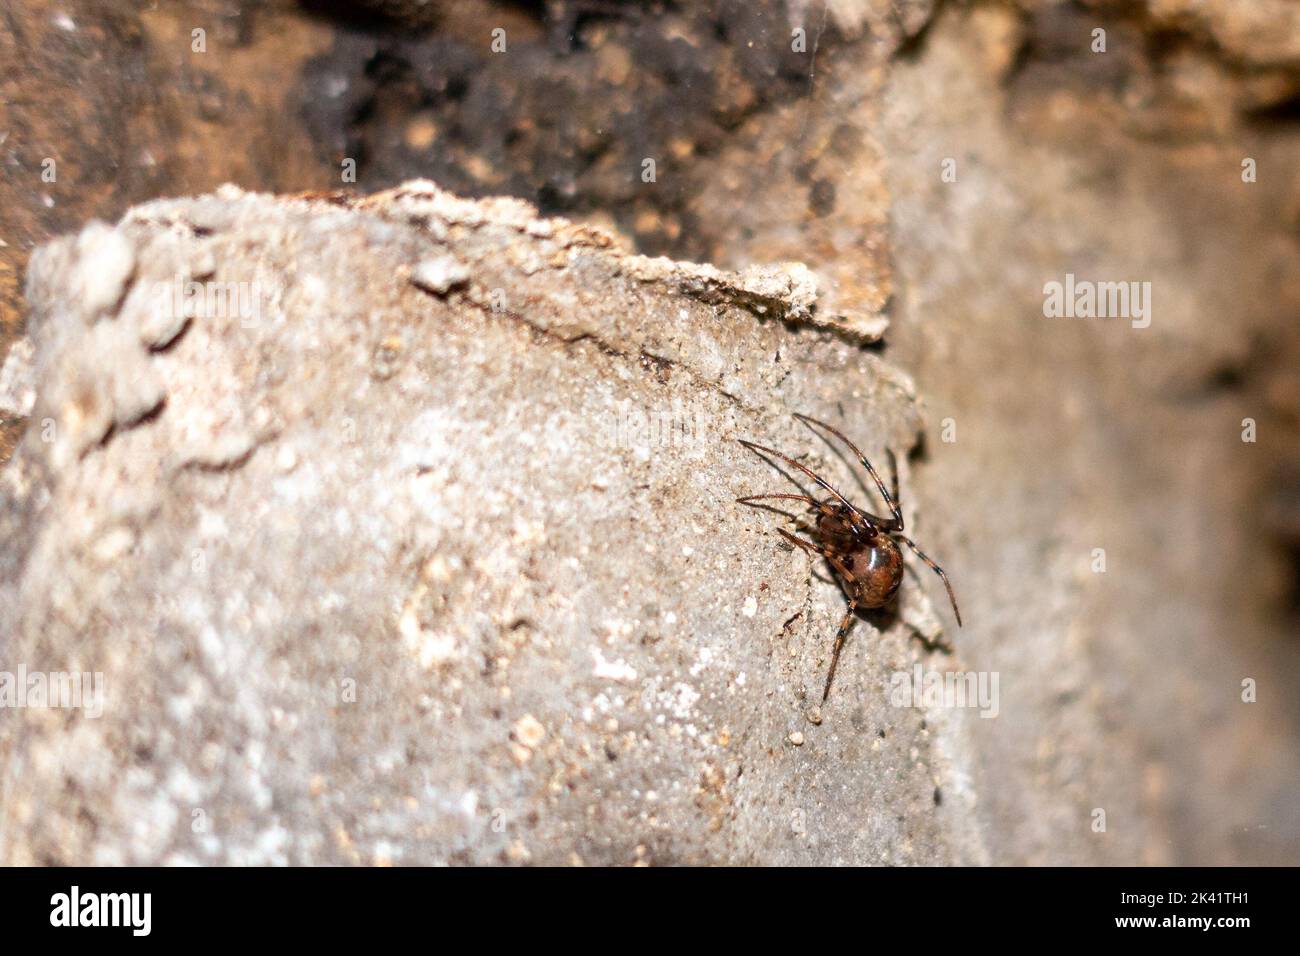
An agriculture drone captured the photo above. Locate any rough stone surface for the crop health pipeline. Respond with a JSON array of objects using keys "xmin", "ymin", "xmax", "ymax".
[
  {"xmin": 0, "ymin": 181, "xmax": 978, "ymax": 866},
  {"xmin": 5, "ymin": 0, "xmax": 1300, "ymax": 868}
]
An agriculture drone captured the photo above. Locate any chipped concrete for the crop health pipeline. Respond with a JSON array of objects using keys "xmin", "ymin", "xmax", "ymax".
[{"xmin": 0, "ymin": 181, "xmax": 977, "ymax": 865}]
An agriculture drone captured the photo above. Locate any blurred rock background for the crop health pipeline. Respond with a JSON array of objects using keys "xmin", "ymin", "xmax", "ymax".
[{"xmin": 1, "ymin": 0, "xmax": 1298, "ymax": 863}]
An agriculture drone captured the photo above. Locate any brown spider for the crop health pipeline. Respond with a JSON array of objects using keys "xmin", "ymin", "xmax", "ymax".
[{"xmin": 737, "ymin": 413, "xmax": 962, "ymax": 702}]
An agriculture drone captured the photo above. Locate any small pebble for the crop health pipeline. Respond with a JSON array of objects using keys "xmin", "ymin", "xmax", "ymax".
[
  {"xmin": 275, "ymin": 444, "xmax": 298, "ymax": 473},
  {"xmin": 513, "ymin": 713, "xmax": 546, "ymax": 748},
  {"xmin": 410, "ymin": 256, "xmax": 470, "ymax": 295},
  {"xmin": 788, "ymin": 731, "xmax": 805, "ymax": 746}
]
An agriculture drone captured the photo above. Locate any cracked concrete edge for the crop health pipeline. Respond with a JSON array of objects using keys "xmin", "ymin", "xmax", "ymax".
[
  {"xmin": 210, "ymin": 180, "xmax": 869, "ymax": 340},
  {"xmin": 359, "ymin": 180, "xmax": 883, "ymax": 341},
  {"xmin": 79, "ymin": 179, "xmax": 919, "ymax": 514},
  {"xmin": 0, "ymin": 174, "xmax": 886, "ymax": 442}
]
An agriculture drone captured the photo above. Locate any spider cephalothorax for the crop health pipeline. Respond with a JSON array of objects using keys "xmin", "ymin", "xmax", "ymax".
[{"xmin": 738, "ymin": 413, "xmax": 962, "ymax": 701}]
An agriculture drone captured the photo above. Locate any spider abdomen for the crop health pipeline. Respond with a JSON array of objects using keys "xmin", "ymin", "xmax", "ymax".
[{"xmin": 847, "ymin": 536, "xmax": 904, "ymax": 608}]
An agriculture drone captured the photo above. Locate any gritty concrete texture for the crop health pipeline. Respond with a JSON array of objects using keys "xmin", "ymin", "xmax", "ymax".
[
  {"xmin": 0, "ymin": 181, "xmax": 978, "ymax": 865},
  {"xmin": 7, "ymin": 0, "xmax": 1298, "ymax": 869}
]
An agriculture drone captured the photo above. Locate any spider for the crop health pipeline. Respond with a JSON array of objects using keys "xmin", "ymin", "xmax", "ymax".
[{"xmin": 737, "ymin": 413, "xmax": 962, "ymax": 702}]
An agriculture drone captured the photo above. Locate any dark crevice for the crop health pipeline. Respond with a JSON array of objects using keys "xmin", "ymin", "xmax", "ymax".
[
  {"xmin": 890, "ymin": 0, "xmax": 947, "ymax": 63},
  {"xmin": 298, "ymin": 1, "xmax": 844, "ymax": 260},
  {"xmin": 1243, "ymin": 91, "xmax": 1300, "ymax": 127}
]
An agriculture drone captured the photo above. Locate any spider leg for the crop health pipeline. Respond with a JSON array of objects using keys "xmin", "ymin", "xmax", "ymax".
[
  {"xmin": 772, "ymin": 530, "xmax": 861, "ymax": 701},
  {"xmin": 818, "ymin": 552, "xmax": 860, "ymax": 702},
  {"xmin": 896, "ymin": 534, "xmax": 962, "ymax": 627},
  {"xmin": 736, "ymin": 493, "xmax": 832, "ymax": 517},
  {"xmin": 738, "ymin": 496, "xmax": 847, "ymax": 540},
  {"xmin": 775, "ymin": 526, "xmax": 827, "ymax": 556},
  {"xmin": 822, "ymin": 597, "xmax": 858, "ymax": 703},
  {"xmin": 738, "ymin": 439, "xmax": 865, "ymax": 522},
  {"xmin": 793, "ymin": 413, "xmax": 903, "ymax": 531},
  {"xmin": 886, "ymin": 449, "xmax": 900, "ymax": 512}
]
